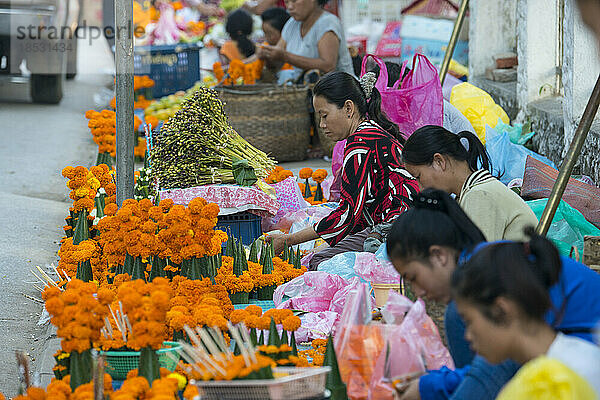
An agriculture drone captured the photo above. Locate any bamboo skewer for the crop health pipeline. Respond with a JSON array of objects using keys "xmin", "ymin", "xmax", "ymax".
[
  {"xmin": 227, "ymin": 322, "xmax": 251, "ymax": 367},
  {"xmin": 238, "ymin": 322, "xmax": 257, "ymax": 364}
]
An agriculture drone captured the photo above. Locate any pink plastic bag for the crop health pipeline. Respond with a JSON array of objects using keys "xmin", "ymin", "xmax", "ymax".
[
  {"xmin": 381, "ymin": 290, "xmax": 413, "ymax": 325},
  {"xmin": 294, "ymin": 311, "xmax": 340, "ymax": 342},
  {"xmin": 361, "ymin": 54, "xmax": 443, "ymax": 138},
  {"xmin": 354, "ymin": 253, "xmax": 401, "ymax": 284},
  {"xmin": 400, "ymin": 299, "xmax": 454, "ymax": 370}
]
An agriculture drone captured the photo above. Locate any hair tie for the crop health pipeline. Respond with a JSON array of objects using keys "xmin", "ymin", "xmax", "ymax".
[
  {"xmin": 459, "ymin": 136, "xmax": 470, "ymax": 152},
  {"xmin": 415, "ymin": 194, "xmax": 445, "ymax": 212},
  {"xmin": 359, "ymin": 72, "xmax": 377, "ymax": 100}
]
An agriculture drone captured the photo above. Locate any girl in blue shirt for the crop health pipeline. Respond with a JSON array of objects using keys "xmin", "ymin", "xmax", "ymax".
[{"xmin": 386, "ymin": 189, "xmax": 600, "ymax": 400}]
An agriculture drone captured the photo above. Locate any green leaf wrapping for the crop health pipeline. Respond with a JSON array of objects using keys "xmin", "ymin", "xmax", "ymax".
[{"xmin": 139, "ymin": 346, "xmax": 161, "ymax": 386}]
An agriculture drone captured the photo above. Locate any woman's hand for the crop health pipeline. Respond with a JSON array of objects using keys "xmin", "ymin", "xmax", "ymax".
[
  {"xmin": 398, "ymin": 379, "xmax": 421, "ymax": 400},
  {"xmin": 266, "ymin": 233, "xmax": 288, "ymax": 255},
  {"xmin": 260, "ymin": 44, "xmax": 285, "ymax": 62}
]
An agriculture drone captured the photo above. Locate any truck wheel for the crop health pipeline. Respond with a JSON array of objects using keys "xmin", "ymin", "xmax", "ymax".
[
  {"xmin": 66, "ymin": 37, "xmax": 78, "ymax": 80},
  {"xmin": 30, "ymin": 74, "xmax": 63, "ymax": 104}
]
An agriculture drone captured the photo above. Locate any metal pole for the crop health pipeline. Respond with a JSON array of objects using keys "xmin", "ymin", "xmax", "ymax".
[
  {"xmin": 114, "ymin": 0, "xmax": 135, "ymax": 206},
  {"xmin": 439, "ymin": 0, "xmax": 469, "ymax": 85},
  {"xmin": 536, "ymin": 73, "xmax": 600, "ymax": 236}
]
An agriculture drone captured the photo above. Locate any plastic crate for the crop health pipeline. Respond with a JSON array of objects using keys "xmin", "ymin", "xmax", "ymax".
[
  {"xmin": 216, "ymin": 211, "xmax": 262, "ymax": 246},
  {"xmin": 134, "ymin": 43, "xmax": 202, "ymax": 98},
  {"xmin": 101, "ymin": 341, "xmax": 181, "ymax": 380},
  {"xmin": 195, "ymin": 367, "xmax": 331, "ymax": 400}
]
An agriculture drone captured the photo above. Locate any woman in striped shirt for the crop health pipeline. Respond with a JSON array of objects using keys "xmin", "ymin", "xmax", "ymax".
[{"xmin": 268, "ymin": 71, "xmax": 419, "ymax": 270}]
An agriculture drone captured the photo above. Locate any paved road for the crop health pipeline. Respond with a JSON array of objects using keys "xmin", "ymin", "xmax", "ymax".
[{"xmin": 0, "ymin": 36, "xmax": 112, "ymax": 396}]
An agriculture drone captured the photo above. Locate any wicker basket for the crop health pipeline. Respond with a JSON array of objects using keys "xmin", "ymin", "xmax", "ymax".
[{"xmin": 215, "ymin": 84, "xmax": 311, "ymax": 162}]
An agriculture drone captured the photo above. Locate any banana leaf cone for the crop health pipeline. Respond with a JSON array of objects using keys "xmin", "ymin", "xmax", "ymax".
[
  {"xmin": 268, "ymin": 317, "xmax": 280, "ymax": 346},
  {"xmin": 282, "ymin": 243, "xmax": 289, "ymax": 263},
  {"xmin": 303, "ymin": 178, "xmax": 312, "ymax": 198},
  {"xmin": 95, "ymin": 195, "xmax": 106, "ymax": 218},
  {"xmin": 149, "ymin": 256, "xmax": 166, "ymax": 281},
  {"xmin": 123, "ymin": 253, "xmax": 135, "ymax": 276},
  {"xmin": 96, "ymin": 152, "xmax": 113, "ymax": 169},
  {"xmin": 185, "ymin": 257, "xmax": 204, "ymax": 280},
  {"xmin": 69, "ymin": 349, "xmax": 92, "ymax": 391},
  {"xmin": 238, "ymin": 242, "xmax": 248, "ymax": 272},
  {"xmin": 233, "ymin": 340, "xmax": 241, "ymax": 356},
  {"xmin": 314, "ymin": 182, "xmax": 324, "ymax": 202},
  {"xmin": 250, "ymin": 328, "xmax": 258, "ymax": 346},
  {"xmin": 263, "ymin": 243, "xmax": 274, "ymax": 274},
  {"xmin": 249, "ymin": 240, "xmax": 259, "ymax": 263},
  {"xmin": 225, "ymin": 236, "xmax": 236, "ymax": 259},
  {"xmin": 259, "ymin": 241, "xmax": 267, "ymax": 267},
  {"xmin": 291, "ymin": 332, "xmax": 298, "ymax": 356},
  {"xmin": 281, "ymin": 330, "xmax": 289, "ymax": 346},
  {"xmin": 73, "ymin": 210, "xmax": 89, "ymax": 245},
  {"xmin": 259, "ymin": 330, "xmax": 265, "ymax": 345},
  {"xmin": 257, "ymin": 284, "xmax": 276, "ymax": 300},
  {"xmin": 139, "ymin": 346, "xmax": 161, "ymax": 386},
  {"xmin": 180, "ymin": 258, "xmax": 190, "ymax": 277},
  {"xmin": 76, "ymin": 260, "xmax": 93, "ymax": 282},
  {"xmin": 324, "ymin": 335, "xmax": 347, "ymax": 400},
  {"xmin": 293, "ymin": 249, "xmax": 302, "ymax": 269},
  {"xmin": 131, "ymin": 256, "xmax": 147, "ymax": 282}
]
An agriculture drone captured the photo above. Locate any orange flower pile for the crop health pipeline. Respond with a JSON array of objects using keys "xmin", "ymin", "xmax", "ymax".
[
  {"xmin": 43, "ymin": 279, "xmax": 114, "ymax": 353},
  {"xmin": 12, "ymin": 375, "xmax": 113, "ymax": 400},
  {"xmin": 214, "ymin": 59, "xmax": 264, "ymax": 85},
  {"xmin": 265, "ymin": 166, "xmax": 293, "ymax": 184},
  {"xmin": 312, "ymin": 169, "xmax": 328, "ymax": 184},
  {"xmin": 299, "ymin": 167, "xmax": 313, "ymax": 180},
  {"xmin": 85, "ymin": 109, "xmax": 143, "ymax": 158},
  {"xmin": 257, "ymin": 344, "xmax": 309, "ymax": 367},
  {"xmin": 187, "ymin": 352, "xmax": 275, "ymax": 381},
  {"xmin": 298, "ymin": 338, "xmax": 327, "ymax": 366},
  {"xmin": 166, "ymin": 276, "xmax": 233, "ymax": 334},
  {"xmin": 215, "ymin": 256, "xmax": 255, "ymax": 293},
  {"xmin": 187, "ymin": 20, "xmax": 206, "ymax": 36},
  {"xmin": 116, "ymin": 277, "xmax": 172, "ymax": 350},
  {"xmin": 228, "ymin": 307, "xmax": 300, "ymax": 332}
]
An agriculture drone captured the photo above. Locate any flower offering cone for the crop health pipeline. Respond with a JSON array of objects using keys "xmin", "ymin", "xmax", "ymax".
[
  {"xmin": 304, "ymin": 178, "xmax": 312, "ymax": 198},
  {"xmin": 69, "ymin": 349, "xmax": 93, "ymax": 391},
  {"xmin": 291, "ymin": 332, "xmax": 298, "ymax": 356},
  {"xmin": 268, "ymin": 317, "xmax": 280, "ymax": 346},
  {"xmin": 324, "ymin": 335, "xmax": 347, "ymax": 400},
  {"xmin": 139, "ymin": 346, "xmax": 161, "ymax": 386},
  {"xmin": 314, "ymin": 183, "xmax": 324, "ymax": 202},
  {"xmin": 249, "ymin": 240, "xmax": 259, "ymax": 263},
  {"xmin": 76, "ymin": 259, "xmax": 93, "ymax": 282},
  {"xmin": 73, "ymin": 210, "xmax": 89, "ymax": 245},
  {"xmin": 131, "ymin": 256, "xmax": 147, "ymax": 282}
]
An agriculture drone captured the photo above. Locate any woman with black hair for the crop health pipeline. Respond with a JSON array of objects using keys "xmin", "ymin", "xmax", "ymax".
[
  {"xmin": 258, "ymin": 0, "xmax": 353, "ymax": 80},
  {"xmin": 386, "ymin": 189, "xmax": 600, "ymax": 400},
  {"xmin": 402, "ymin": 125, "xmax": 537, "ymax": 242},
  {"xmin": 267, "ymin": 71, "xmax": 419, "ymax": 270},
  {"xmin": 453, "ymin": 232, "xmax": 600, "ymax": 398},
  {"xmin": 221, "ymin": 9, "xmax": 256, "ymax": 63},
  {"xmin": 261, "ymin": 7, "xmax": 290, "ymax": 45}
]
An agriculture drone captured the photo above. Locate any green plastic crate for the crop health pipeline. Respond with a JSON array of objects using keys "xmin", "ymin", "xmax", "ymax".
[{"xmin": 101, "ymin": 341, "xmax": 182, "ymax": 380}]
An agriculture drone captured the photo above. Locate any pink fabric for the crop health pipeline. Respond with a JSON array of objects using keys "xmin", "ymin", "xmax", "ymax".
[
  {"xmin": 361, "ymin": 54, "xmax": 443, "ymax": 138},
  {"xmin": 271, "ymin": 176, "xmax": 305, "ymax": 214},
  {"xmin": 159, "ymin": 184, "xmax": 280, "ymax": 216}
]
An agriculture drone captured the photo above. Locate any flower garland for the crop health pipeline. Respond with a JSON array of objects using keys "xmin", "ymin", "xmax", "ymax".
[{"xmin": 43, "ymin": 279, "xmax": 114, "ymax": 353}]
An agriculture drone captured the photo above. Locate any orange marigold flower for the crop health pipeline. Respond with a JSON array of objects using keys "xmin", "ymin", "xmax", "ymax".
[
  {"xmin": 312, "ymin": 169, "xmax": 328, "ymax": 184},
  {"xmin": 245, "ymin": 304, "xmax": 262, "ymax": 317},
  {"xmin": 282, "ymin": 315, "xmax": 301, "ymax": 332},
  {"xmin": 299, "ymin": 167, "xmax": 313, "ymax": 180},
  {"xmin": 229, "ymin": 309, "xmax": 249, "ymax": 325}
]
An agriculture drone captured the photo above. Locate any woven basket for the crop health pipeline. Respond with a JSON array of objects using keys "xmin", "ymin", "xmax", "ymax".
[
  {"xmin": 101, "ymin": 341, "xmax": 182, "ymax": 380},
  {"xmin": 215, "ymin": 84, "xmax": 311, "ymax": 162}
]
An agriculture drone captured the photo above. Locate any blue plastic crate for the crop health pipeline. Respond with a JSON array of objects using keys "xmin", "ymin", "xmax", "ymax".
[
  {"xmin": 233, "ymin": 300, "xmax": 276, "ymax": 310},
  {"xmin": 216, "ymin": 211, "xmax": 262, "ymax": 246},
  {"xmin": 133, "ymin": 43, "xmax": 202, "ymax": 98}
]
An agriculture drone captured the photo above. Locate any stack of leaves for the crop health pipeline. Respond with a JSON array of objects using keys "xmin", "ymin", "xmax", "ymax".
[{"xmin": 148, "ymin": 87, "xmax": 276, "ymax": 189}]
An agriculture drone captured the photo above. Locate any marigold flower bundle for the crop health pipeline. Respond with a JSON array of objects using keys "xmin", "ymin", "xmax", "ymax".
[
  {"xmin": 116, "ymin": 277, "xmax": 172, "ymax": 350},
  {"xmin": 298, "ymin": 338, "xmax": 327, "ymax": 366},
  {"xmin": 215, "ymin": 256, "xmax": 254, "ymax": 294},
  {"xmin": 43, "ymin": 279, "xmax": 114, "ymax": 353},
  {"xmin": 85, "ymin": 109, "xmax": 144, "ymax": 158}
]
